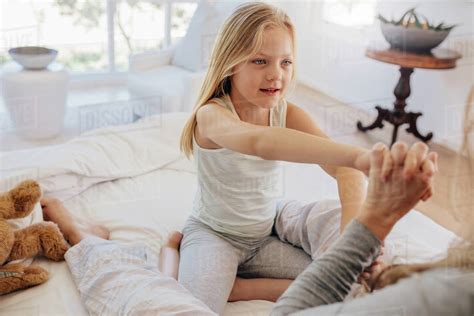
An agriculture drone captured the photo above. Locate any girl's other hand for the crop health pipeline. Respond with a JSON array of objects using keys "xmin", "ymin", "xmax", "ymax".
[
  {"xmin": 354, "ymin": 143, "xmax": 391, "ymax": 177},
  {"xmin": 358, "ymin": 246, "xmax": 386, "ymax": 289}
]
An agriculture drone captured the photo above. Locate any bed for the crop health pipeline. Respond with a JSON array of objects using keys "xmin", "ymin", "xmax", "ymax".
[{"xmin": 0, "ymin": 112, "xmax": 458, "ymax": 315}]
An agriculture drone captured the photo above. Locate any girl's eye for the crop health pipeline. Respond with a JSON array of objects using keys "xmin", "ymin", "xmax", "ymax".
[
  {"xmin": 253, "ymin": 59, "xmax": 266, "ymax": 65},
  {"xmin": 252, "ymin": 59, "xmax": 292, "ymax": 66}
]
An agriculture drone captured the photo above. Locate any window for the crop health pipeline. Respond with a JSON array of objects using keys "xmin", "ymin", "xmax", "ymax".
[
  {"xmin": 171, "ymin": 2, "xmax": 198, "ymax": 43},
  {"xmin": 323, "ymin": 0, "xmax": 377, "ymax": 27},
  {"xmin": 0, "ymin": 0, "xmax": 197, "ymax": 73},
  {"xmin": 113, "ymin": 1, "xmax": 166, "ymax": 71}
]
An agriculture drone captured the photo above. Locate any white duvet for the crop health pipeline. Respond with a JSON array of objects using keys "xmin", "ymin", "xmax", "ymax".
[{"xmin": 0, "ymin": 113, "xmax": 458, "ymax": 315}]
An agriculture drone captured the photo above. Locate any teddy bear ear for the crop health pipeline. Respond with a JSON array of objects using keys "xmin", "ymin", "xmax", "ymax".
[
  {"xmin": 1, "ymin": 180, "xmax": 42, "ymax": 220},
  {"xmin": 15, "ymin": 180, "xmax": 42, "ymax": 200}
]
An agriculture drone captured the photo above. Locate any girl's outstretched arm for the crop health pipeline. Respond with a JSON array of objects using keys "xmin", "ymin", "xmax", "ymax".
[{"xmin": 197, "ymin": 103, "xmax": 369, "ymax": 170}]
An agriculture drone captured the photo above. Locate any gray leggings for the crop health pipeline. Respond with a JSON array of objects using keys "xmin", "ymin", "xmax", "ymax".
[{"xmin": 178, "ymin": 199, "xmax": 342, "ymax": 314}]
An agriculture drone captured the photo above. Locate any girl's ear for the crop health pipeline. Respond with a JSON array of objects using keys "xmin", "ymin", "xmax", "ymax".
[{"xmin": 223, "ymin": 77, "xmax": 232, "ymax": 93}]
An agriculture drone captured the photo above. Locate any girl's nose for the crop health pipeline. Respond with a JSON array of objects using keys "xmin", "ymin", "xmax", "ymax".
[
  {"xmin": 266, "ymin": 64, "xmax": 283, "ymax": 81},
  {"xmin": 266, "ymin": 71, "xmax": 282, "ymax": 81}
]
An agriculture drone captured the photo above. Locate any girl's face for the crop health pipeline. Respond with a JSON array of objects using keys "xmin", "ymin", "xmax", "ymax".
[{"xmin": 230, "ymin": 26, "xmax": 294, "ymax": 110}]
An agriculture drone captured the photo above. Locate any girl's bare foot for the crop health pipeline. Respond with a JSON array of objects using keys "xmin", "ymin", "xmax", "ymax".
[
  {"xmin": 159, "ymin": 231, "xmax": 183, "ymax": 279},
  {"xmin": 165, "ymin": 231, "xmax": 183, "ymax": 250},
  {"xmin": 41, "ymin": 197, "xmax": 109, "ymax": 246}
]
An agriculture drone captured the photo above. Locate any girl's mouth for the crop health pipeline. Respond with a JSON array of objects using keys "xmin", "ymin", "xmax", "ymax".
[{"xmin": 260, "ymin": 88, "xmax": 280, "ymax": 96}]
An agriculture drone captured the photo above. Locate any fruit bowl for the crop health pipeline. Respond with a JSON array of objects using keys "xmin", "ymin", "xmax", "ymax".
[
  {"xmin": 378, "ymin": 8, "xmax": 456, "ymax": 53},
  {"xmin": 381, "ymin": 23, "xmax": 450, "ymax": 53}
]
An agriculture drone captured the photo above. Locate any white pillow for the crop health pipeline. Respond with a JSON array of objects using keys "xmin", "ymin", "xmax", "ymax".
[
  {"xmin": 171, "ymin": 0, "xmax": 219, "ymax": 71},
  {"xmin": 171, "ymin": 0, "xmax": 244, "ymax": 72}
]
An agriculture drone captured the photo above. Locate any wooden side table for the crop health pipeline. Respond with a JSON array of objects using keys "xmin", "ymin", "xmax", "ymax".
[{"xmin": 357, "ymin": 48, "xmax": 462, "ymax": 145}]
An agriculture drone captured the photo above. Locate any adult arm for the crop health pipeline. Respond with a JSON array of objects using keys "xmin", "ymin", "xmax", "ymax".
[
  {"xmin": 271, "ymin": 219, "xmax": 381, "ymax": 315},
  {"xmin": 289, "ymin": 268, "xmax": 474, "ymax": 316}
]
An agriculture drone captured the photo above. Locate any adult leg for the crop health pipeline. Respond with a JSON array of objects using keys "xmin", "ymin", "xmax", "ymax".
[
  {"xmin": 41, "ymin": 198, "xmax": 215, "ymax": 316},
  {"xmin": 67, "ymin": 237, "xmax": 215, "ymax": 316},
  {"xmin": 178, "ymin": 217, "xmax": 246, "ymax": 315}
]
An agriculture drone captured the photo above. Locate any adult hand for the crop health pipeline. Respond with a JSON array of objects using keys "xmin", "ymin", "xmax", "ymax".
[{"xmin": 356, "ymin": 142, "xmax": 438, "ymax": 241}]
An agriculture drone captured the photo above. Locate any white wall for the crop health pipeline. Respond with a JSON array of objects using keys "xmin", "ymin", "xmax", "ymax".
[{"xmin": 274, "ymin": 0, "xmax": 474, "ymax": 150}]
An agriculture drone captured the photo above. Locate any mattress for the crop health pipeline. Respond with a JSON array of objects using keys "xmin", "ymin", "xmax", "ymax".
[{"xmin": 0, "ymin": 113, "xmax": 458, "ymax": 315}]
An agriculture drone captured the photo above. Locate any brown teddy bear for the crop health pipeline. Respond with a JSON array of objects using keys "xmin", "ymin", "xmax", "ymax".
[{"xmin": 0, "ymin": 180, "xmax": 70, "ymax": 295}]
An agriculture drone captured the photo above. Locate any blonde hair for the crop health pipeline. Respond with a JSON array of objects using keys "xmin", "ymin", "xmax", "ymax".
[
  {"xmin": 179, "ymin": 2, "xmax": 297, "ymax": 159},
  {"xmin": 372, "ymin": 87, "xmax": 474, "ymax": 290}
]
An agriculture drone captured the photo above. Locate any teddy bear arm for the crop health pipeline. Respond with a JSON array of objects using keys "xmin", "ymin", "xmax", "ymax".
[
  {"xmin": 0, "ymin": 263, "xmax": 48, "ymax": 295},
  {"xmin": 8, "ymin": 222, "xmax": 70, "ymax": 263}
]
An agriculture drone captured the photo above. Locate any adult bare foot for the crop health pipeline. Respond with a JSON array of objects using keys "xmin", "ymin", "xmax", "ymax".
[{"xmin": 41, "ymin": 197, "xmax": 109, "ymax": 246}]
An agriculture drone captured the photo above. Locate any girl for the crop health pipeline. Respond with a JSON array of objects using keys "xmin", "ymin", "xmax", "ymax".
[{"xmin": 174, "ymin": 2, "xmax": 433, "ymax": 314}]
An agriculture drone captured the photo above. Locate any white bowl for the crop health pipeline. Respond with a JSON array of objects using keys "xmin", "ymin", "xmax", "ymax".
[{"xmin": 8, "ymin": 46, "xmax": 58, "ymax": 70}]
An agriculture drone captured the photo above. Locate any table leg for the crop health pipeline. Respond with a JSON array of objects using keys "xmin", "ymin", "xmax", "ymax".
[
  {"xmin": 393, "ymin": 67, "xmax": 413, "ymax": 111},
  {"xmin": 356, "ymin": 105, "xmax": 387, "ymax": 131},
  {"xmin": 406, "ymin": 112, "xmax": 434, "ymax": 142},
  {"xmin": 356, "ymin": 66, "xmax": 434, "ymax": 145}
]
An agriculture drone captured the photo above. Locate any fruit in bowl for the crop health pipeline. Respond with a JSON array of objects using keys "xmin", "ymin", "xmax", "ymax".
[
  {"xmin": 8, "ymin": 46, "xmax": 58, "ymax": 70},
  {"xmin": 378, "ymin": 8, "xmax": 457, "ymax": 53}
]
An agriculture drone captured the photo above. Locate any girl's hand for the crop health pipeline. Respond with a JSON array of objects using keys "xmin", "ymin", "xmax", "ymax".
[
  {"xmin": 354, "ymin": 146, "xmax": 373, "ymax": 176},
  {"xmin": 356, "ymin": 142, "xmax": 438, "ymax": 241},
  {"xmin": 354, "ymin": 142, "xmax": 438, "ymax": 183},
  {"xmin": 358, "ymin": 246, "xmax": 386, "ymax": 288}
]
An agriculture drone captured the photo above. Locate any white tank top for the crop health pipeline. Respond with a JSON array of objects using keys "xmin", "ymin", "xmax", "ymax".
[{"xmin": 192, "ymin": 94, "xmax": 288, "ymax": 238}]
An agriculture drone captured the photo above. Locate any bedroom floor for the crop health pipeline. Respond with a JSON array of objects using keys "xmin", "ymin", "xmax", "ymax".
[{"xmin": 0, "ymin": 83, "xmax": 468, "ymax": 236}]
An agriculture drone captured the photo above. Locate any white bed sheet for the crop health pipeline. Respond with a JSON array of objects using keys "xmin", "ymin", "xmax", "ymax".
[{"xmin": 0, "ymin": 113, "xmax": 458, "ymax": 315}]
